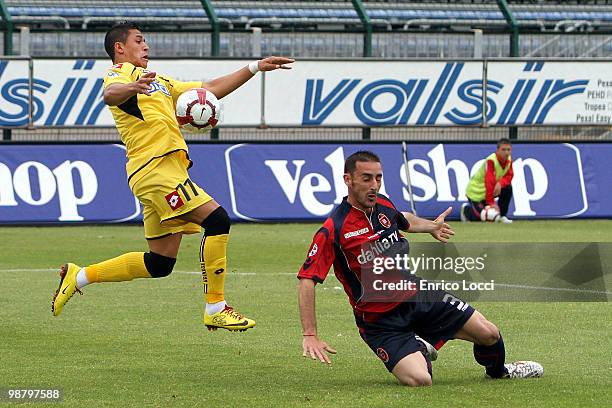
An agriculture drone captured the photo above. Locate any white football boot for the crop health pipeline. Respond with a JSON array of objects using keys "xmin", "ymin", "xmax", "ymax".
[
  {"xmin": 487, "ymin": 361, "xmax": 544, "ymax": 379},
  {"xmin": 499, "ymin": 216, "xmax": 513, "ymax": 224}
]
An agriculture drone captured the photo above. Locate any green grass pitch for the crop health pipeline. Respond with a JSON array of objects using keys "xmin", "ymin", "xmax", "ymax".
[{"xmin": 0, "ymin": 220, "xmax": 611, "ymax": 407}]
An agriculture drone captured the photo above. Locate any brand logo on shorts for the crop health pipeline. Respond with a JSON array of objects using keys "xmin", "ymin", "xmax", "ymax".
[
  {"xmin": 378, "ymin": 213, "xmax": 391, "ymax": 229},
  {"xmin": 165, "ymin": 191, "xmax": 184, "ymax": 210},
  {"xmin": 376, "ymin": 347, "xmax": 389, "ymax": 362},
  {"xmin": 308, "ymin": 243, "xmax": 319, "ymax": 257}
]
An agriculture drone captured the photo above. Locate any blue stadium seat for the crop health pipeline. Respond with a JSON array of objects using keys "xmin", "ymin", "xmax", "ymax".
[{"xmin": 7, "ymin": 3, "xmax": 612, "ymax": 24}]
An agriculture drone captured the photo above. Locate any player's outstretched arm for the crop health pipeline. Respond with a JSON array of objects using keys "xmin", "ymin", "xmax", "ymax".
[
  {"xmin": 202, "ymin": 56, "xmax": 295, "ymax": 99},
  {"xmin": 298, "ymin": 278, "xmax": 337, "ymax": 364},
  {"xmin": 402, "ymin": 207, "xmax": 455, "ymax": 243},
  {"xmin": 103, "ymin": 71, "xmax": 157, "ymax": 106}
]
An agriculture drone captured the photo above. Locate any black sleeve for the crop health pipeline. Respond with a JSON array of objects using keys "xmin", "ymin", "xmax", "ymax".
[{"xmin": 397, "ymin": 211, "xmax": 410, "ymax": 231}]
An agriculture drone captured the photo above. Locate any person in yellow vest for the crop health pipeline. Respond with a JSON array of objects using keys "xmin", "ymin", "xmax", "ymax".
[{"xmin": 461, "ymin": 138, "xmax": 514, "ymax": 224}]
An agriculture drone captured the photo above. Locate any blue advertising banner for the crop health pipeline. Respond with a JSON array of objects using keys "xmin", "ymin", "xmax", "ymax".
[{"xmin": 0, "ymin": 143, "xmax": 610, "ymax": 224}]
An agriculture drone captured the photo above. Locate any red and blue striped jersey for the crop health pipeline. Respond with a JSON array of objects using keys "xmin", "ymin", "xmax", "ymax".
[{"xmin": 298, "ymin": 194, "xmax": 415, "ymax": 318}]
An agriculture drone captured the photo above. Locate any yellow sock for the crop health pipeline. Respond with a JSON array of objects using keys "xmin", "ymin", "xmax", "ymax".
[
  {"xmin": 85, "ymin": 252, "xmax": 151, "ymax": 283},
  {"xmin": 200, "ymin": 234, "xmax": 229, "ymax": 304}
]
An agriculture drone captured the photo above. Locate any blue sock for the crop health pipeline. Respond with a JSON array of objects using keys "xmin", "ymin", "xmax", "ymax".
[{"xmin": 473, "ymin": 333, "xmax": 508, "ymax": 378}]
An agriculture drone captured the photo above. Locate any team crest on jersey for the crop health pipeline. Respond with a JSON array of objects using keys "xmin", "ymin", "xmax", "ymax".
[
  {"xmin": 378, "ymin": 213, "xmax": 391, "ymax": 229},
  {"xmin": 376, "ymin": 348, "xmax": 389, "ymax": 362},
  {"xmin": 165, "ymin": 191, "xmax": 184, "ymax": 210}
]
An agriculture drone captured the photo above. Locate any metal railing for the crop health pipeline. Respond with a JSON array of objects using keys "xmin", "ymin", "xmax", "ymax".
[
  {"xmin": 6, "ymin": 125, "xmax": 611, "ymax": 143},
  {"xmin": 0, "ymin": 0, "xmax": 12, "ymax": 140},
  {"xmin": 6, "ymin": 0, "xmax": 596, "ymax": 61}
]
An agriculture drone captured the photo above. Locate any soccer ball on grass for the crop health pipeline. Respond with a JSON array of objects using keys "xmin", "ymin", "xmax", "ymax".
[{"xmin": 480, "ymin": 205, "xmax": 501, "ymax": 222}]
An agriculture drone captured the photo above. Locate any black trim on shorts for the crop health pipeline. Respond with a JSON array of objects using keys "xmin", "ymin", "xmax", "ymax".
[
  {"xmin": 145, "ymin": 233, "xmax": 174, "ymax": 241},
  {"xmin": 126, "ymin": 148, "xmax": 187, "ymax": 184},
  {"xmin": 298, "ymin": 276, "xmax": 324, "ymax": 284},
  {"xmin": 161, "ymin": 199, "xmax": 213, "ymax": 224}
]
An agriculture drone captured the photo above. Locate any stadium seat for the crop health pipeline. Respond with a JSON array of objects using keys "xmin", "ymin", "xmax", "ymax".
[
  {"xmin": 9, "ymin": 1, "xmax": 612, "ymax": 24},
  {"xmin": 4, "ymin": 1, "xmax": 612, "ymax": 59}
]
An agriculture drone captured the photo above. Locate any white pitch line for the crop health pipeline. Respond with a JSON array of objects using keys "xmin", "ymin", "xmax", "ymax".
[
  {"xmin": 0, "ymin": 268, "xmax": 295, "ymax": 276},
  {"xmin": 0, "ymin": 269, "xmax": 610, "ymax": 296},
  {"xmin": 174, "ymin": 270, "xmax": 295, "ymax": 276},
  {"xmin": 0, "ymin": 268, "xmax": 56, "ymax": 273},
  {"xmin": 493, "ymin": 282, "xmax": 612, "ymax": 296}
]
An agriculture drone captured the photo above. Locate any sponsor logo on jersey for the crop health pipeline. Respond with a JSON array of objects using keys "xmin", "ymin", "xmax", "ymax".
[
  {"xmin": 148, "ymin": 81, "xmax": 171, "ymax": 97},
  {"xmin": 165, "ymin": 191, "xmax": 184, "ymax": 210},
  {"xmin": 358, "ymin": 231, "xmax": 401, "ymax": 265},
  {"xmin": 107, "ymin": 71, "xmax": 119, "ymax": 78},
  {"xmin": 378, "ymin": 213, "xmax": 391, "ymax": 229},
  {"xmin": 344, "ymin": 227, "xmax": 369, "ymax": 239}
]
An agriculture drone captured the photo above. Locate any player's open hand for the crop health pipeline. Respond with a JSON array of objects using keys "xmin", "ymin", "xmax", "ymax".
[
  {"xmin": 258, "ymin": 56, "xmax": 295, "ymax": 72},
  {"xmin": 431, "ymin": 206, "xmax": 454, "ymax": 243},
  {"xmin": 303, "ymin": 335, "xmax": 337, "ymax": 364},
  {"xmin": 134, "ymin": 71, "xmax": 157, "ymax": 96}
]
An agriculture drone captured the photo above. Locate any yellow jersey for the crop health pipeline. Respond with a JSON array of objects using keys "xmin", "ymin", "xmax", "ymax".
[{"xmin": 103, "ymin": 62, "xmax": 201, "ymax": 184}]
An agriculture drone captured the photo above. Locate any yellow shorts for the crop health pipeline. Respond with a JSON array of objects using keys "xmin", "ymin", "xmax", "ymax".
[{"xmin": 130, "ymin": 151, "xmax": 212, "ymax": 239}]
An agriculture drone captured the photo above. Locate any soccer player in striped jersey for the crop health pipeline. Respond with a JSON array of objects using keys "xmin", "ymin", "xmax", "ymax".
[{"xmin": 298, "ymin": 151, "xmax": 542, "ymax": 385}]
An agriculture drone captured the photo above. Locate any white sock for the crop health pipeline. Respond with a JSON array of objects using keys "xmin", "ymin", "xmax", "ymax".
[
  {"xmin": 206, "ymin": 301, "xmax": 227, "ymax": 315},
  {"xmin": 76, "ymin": 268, "xmax": 90, "ymax": 289}
]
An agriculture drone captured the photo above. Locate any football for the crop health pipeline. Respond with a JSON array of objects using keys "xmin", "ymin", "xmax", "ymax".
[
  {"xmin": 175, "ymin": 88, "xmax": 221, "ymax": 132},
  {"xmin": 480, "ymin": 205, "xmax": 500, "ymax": 222}
]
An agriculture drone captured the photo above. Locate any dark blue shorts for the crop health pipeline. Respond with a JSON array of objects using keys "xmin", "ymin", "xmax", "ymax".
[{"xmin": 355, "ymin": 290, "xmax": 475, "ymax": 372}]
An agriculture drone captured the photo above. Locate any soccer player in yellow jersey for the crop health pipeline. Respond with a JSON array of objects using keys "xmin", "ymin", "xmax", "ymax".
[{"xmin": 51, "ymin": 21, "xmax": 294, "ymax": 331}]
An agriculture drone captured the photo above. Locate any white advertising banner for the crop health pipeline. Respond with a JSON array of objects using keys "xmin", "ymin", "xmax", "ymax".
[
  {"xmin": 0, "ymin": 59, "xmax": 261, "ymax": 127},
  {"xmin": 1, "ymin": 59, "xmax": 610, "ymax": 127},
  {"xmin": 0, "ymin": 59, "xmax": 30, "ymax": 126},
  {"xmin": 265, "ymin": 60, "xmax": 612, "ymax": 126},
  {"xmin": 266, "ymin": 60, "xmax": 484, "ymax": 126},
  {"xmin": 485, "ymin": 61, "xmax": 612, "ymax": 125}
]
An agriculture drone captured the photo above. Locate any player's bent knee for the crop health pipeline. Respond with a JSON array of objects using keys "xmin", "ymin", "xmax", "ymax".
[
  {"xmin": 396, "ymin": 372, "xmax": 432, "ymax": 387},
  {"xmin": 478, "ymin": 321, "xmax": 500, "ymax": 345},
  {"xmin": 392, "ymin": 353, "xmax": 433, "ymax": 387},
  {"xmin": 144, "ymin": 251, "xmax": 176, "ymax": 278},
  {"xmin": 201, "ymin": 206, "xmax": 231, "ymax": 236}
]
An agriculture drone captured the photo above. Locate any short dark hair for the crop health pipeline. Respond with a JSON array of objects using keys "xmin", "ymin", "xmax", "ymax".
[
  {"xmin": 104, "ymin": 21, "xmax": 141, "ymax": 61},
  {"xmin": 497, "ymin": 138, "xmax": 512, "ymax": 148},
  {"xmin": 344, "ymin": 151, "xmax": 381, "ymax": 174}
]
